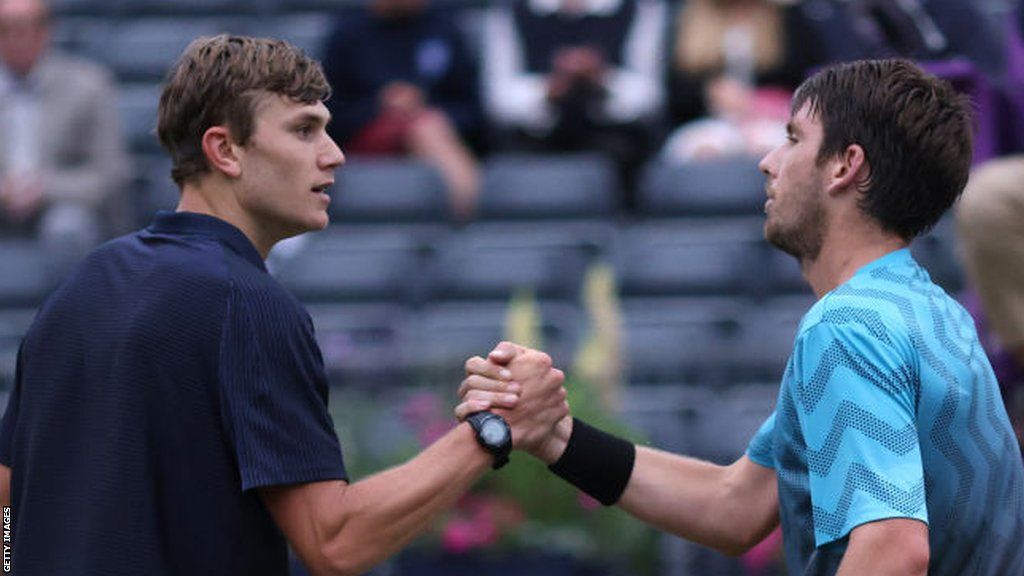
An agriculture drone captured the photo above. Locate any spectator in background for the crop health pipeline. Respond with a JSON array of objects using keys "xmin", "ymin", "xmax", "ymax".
[
  {"xmin": 662, "ymin": 0, "xmax": 822, "ymax": 162},
  {"xmin": 322, "ymin": 0, "xmax": 482, "ymax": 221},
  {"xmin": 956, "ymin": 154, "xmax": 1024, "ymax": 447},
  {"xmin": 482, "ymin": 0, "xmax": 666, "ymax": 209},
  {"xmin": 0, "ymin": 0, "xmax": 129, "ymax": 279}
]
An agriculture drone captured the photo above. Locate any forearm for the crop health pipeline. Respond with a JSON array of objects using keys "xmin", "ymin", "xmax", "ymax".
[
  {"xmin": 320, "ymin": 423, "xmax": 491, "ymax": 574},
  {"xmin": 618, "ymin": 449, "xmax": 778, "ymax": 556}
]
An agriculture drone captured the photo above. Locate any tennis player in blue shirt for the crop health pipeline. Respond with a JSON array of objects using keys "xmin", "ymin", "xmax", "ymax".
[{"xmin": 461, "ymin": 59, "xmax": 1024, "ymax": 575}]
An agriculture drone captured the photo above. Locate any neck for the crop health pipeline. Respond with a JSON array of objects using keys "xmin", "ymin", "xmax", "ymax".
[
  {"xmin": 176, "ymin": 179, "xmax": 277, "ymax": 259},
  {"xmin": 800, "ymin": 218, "xmax": 907, "ymax": 299}
]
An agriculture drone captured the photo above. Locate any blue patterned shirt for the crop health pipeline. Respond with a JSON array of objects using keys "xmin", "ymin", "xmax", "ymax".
[{"xmin": 747, "ymin": 249, "xmax": 1024, "ymax": 575}]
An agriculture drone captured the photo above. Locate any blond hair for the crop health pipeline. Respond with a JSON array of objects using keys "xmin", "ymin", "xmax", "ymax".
[{"xmin": 674, "ymin": 0, "xmax": 783, "ymax": 75}]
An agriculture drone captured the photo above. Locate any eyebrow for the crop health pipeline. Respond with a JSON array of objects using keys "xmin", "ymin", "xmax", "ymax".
[
  {"xmin": 293, "ymin": 111, "xmax": 331, "ymax": 127},
  {"xmin": 786, "ymin": 121, "xmax": 801, "ymax": 137}
]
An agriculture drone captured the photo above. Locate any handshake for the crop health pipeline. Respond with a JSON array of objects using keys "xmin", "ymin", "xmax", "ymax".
[{"xmin": 455, "ymin": 341, "xmax": 636, "ymax": 507}]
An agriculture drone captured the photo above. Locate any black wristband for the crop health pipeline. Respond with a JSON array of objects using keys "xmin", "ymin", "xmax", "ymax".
[{"xmin": 548, "ymin": 418, "xmax": 636, "ymax": 506}]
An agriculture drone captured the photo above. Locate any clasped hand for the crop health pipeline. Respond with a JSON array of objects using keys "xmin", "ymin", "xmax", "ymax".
[{"xmin": 457, "ymin": 342, "xmax": 572, "ymax": 463}]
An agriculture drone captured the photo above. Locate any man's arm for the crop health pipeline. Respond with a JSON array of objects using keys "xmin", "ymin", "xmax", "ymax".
[
  {"xmin": 619, "ymin": 450, "xmax": 779, "ymax": 556},
  {"xmin": 261, "ymin": 347, "xmax": 567, "ymax": 576},
  {"xmin": 459, "ymin": 345, "xmax": 779, "ymax": 557},
  {"xmin": 837, "ymin": 518, "xmax": 929, "ymax": 576},
  {"xmin": 260, "ymin": 423, "xmax": 491, "ymax": 576}
]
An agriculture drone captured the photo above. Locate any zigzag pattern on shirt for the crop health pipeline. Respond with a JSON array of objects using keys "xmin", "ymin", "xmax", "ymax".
[
  {"xmin": 819, "ymin": 306, "xmax": 894, "ymax": 347},
  {"xmin": 805, "ymin": 400, "xmax": 918, "ymax": 477},
  {"xmin": 812, "ymin": 462, "xmax": 926, "ymax": 538},
  {"xmin": 797, "ymin": 336, "xmax": 913, "ymax": 413},
  {"xmin": 842, "ymin": 269, "xmax": 975, "ymax": 526}
]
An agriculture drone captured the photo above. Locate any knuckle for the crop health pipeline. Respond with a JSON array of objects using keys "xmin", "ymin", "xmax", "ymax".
[{"xmin": 464, "ymin": 356, "xmax": 483, "ymax": 373}]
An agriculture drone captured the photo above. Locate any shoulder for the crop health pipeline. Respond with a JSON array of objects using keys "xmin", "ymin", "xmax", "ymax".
[{"xmin": 223, "ymin": 255, "xmax": 311, "ymax": 332}]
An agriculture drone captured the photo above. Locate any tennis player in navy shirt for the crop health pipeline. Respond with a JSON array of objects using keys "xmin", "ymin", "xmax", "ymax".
[{"xmin": 0, "ymin": 35, "xmax": 569, "ymax": 575}]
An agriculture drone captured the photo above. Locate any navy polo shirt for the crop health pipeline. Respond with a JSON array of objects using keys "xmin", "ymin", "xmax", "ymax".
[{"xmin": 0, "ymin": 211, "xmax": 347, "ymax": 575}]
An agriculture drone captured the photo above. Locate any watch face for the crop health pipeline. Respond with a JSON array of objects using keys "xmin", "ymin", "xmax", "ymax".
[{"xmin": 480, "ymin": 420, "xmax": 509, "ymax": 445}]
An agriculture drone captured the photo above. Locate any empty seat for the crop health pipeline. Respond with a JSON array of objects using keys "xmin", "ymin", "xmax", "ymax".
[
  {"xmin": 0, "ymin": 308, "xmax": 37, "ymax": 391},
  {"xmin": 117, "ymin": 83, "xmax": 162, "ymax": 153},
  {"xmin": 273, "ymin": 227, "xmax": 430, "ymax": 304},
  {"xmin": 91, "ymin": 18, "xmax": 235, "ymax": 81},
  {"xmin": 115, "ymin": 0, "xmax": 269, "ymax": 16},
  {"xmin": 615, "ymin": 219, "xmax": 764, "ymax": 297},
  {"xmin": 911, "ymin": 216, "xmax": 964, "ymax": 294},
  {"xmin": 306, "ymin": 302, "xmax": 411, "ymax": 387},
  {"xmin": 49, "ymin": 0, "xmax": 110, "ymax": 16},
  {"xmin": 424, "ymin": 223, "xmax": 604, "ymax": 303},
  {"xmin": 137, "ymin": 156, "xmax": 179, "ymax": 225},
  {"xmin": 0, "ymin": 240, "xmax": 52, "ymax": 307},
  {"xmin": 248, "ymin": 13, "xmax": 334, "ymax": 60},
  {"xmin": 637, "ymin": 157, "xmax": 766, "ymax": 216},
  {"xmin": 479, "ymin": 153, "xmax": 619, "ymax": 220},
  {"xmin": 331, "ymin": 158, "xmax": 449, "ymax": 224},
  {"xmin": 406, "ymin": 300, "xmax": 581, "ymax": 383},
  {"xmin": 763, "ymin": 247, "xmax": 813, "ymax": 296},
  {"xmin": 622, "ymin": 296, "xmax": 745, "ymax": 385},
  {"xmin": 735, "ymin": 294, "xmax": 816, "ymax": 382}
]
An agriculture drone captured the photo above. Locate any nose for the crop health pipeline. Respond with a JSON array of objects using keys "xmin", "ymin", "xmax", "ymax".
[
  {"xmin": 758, "ymin": 146, "xmax": 777, "ymax": 177},
  {"xmin": 320, "ymin": 136, "xmax": 345, "ymax": 170}
]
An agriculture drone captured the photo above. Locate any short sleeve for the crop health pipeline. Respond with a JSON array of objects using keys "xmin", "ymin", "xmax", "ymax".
[
  {"xmin": 746, "ymin": 412, "xmax": 776, "ymax": 469},
  {"xmin": 219, "ymin": 281, "xmax": 347, "ymax": 491},
  {"xmin": 792, "ymin": 319, "xmax": 927, "ymax": 547},
  {"xmin": 0, "ymin": 345, "xmax": 23, "ymax": 467}
]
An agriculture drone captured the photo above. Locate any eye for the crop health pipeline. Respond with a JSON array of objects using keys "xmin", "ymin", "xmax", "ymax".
[
  {"xmin": 296, "ymin": 124, "xmax": 313, "ymax": 138},
  {"xmin": 786, "ymin": 134, "xmax": 797, "ymax": 145}
]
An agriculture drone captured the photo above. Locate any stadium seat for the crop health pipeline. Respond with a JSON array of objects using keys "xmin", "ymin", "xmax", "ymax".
[
  {"xmin": 330, "ymin": 158, "xmax": 449, "ymax": 224},
  {"xmin": 424, "ymin": 222, "xmax": 606, "ymax": 303},
  {"xmin": 0, "ymin": 240, "xmax": 52, "ymax": 307},
  {"xmin": 248, "ymin": 13, "xmax": 334, "ymax": 60},
  {"xmin": 734, "ymin": 294, "xmax": 815, "ymax": 382},
  {"xmin": 113, "ymin": 0, "xmax": 269, "ymax": 16},
  {"xmin": 621, "ymin": 296, "xmax": 744, "ymax": 386},
  {"xmin": 117, "ymin": 83, "xmax": 162, "ymax": 153},
  {"xmin": 0, "ymin": 308, "xmax": 37, "ymax": 392},
  {"xmin": 91, "ymin": 18, "xmax": 238, "ymax": 81},
  {"xmin": 479, "ymin": 153, "xmax": 619, "ymax": 220},
  {"xmin": 406, "ymin": 300, "xmax": 581, "ymax": 383},
  {"xmin": 615, "ymin": 219, "xmax": 764, "ymax": 297},
  {"xmin": 911, "ymin": 216, "xmax": 964, "ymax": 294},
  {"xmin": 136, "ymin": 156, "xmax": 179, "ymax": 225},
  {"xmin": 763, "ymin": 247, "xmax": 813, "ymax": 296},
  {"xmin": 273, "ymin": 226, "xmax": 431, "ymax": 304},
  {"xmin": 306, "ymin": 302, "xmax": 412, "ymax": 387},
  {"xmin": 637, "ymin": 157, "xmax": 766, "ymax": 217},
  {"xmin": 49, "ymin": 0, "xmax": 109, "ymax": 17}
]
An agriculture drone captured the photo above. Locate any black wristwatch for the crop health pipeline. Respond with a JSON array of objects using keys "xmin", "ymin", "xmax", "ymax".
[{"xmin": 466, "ymin": 411, "xmax": 512, "ymax": 470}]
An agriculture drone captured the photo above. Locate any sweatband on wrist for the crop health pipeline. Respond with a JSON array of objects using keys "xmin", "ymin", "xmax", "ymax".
[{"xmin": 548, "ymin": 418, "xmax": 636, "ymax": 506}]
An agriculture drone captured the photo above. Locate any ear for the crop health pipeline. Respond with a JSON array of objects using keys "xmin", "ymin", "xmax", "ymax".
[
  {"xmin": 825, "ymin": 144, "xmax": 868, "ymax": 197},
  {"xmin": 200, "ymin": 126, "xmax": 242, "ymax": 179}
]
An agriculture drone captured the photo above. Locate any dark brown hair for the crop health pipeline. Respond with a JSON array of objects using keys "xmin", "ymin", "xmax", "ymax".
[
  {"xmin": 792, "ymin": 59, "xmax": 973, "ymax": 241},
  {"xmin": 157, "ymin": 34, "xmax": 331, "ymax": 187}
]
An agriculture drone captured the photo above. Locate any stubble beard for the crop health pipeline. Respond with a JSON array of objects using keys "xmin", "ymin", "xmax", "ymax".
[{"xmin": 765, "ymin": 192, "xmax": 827, "ymax": 263}]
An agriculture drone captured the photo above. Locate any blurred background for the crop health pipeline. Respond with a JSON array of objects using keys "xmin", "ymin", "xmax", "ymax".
[{"xmin": 0, "ymin": 0, "xmax": 1022, "ymax": 574}]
